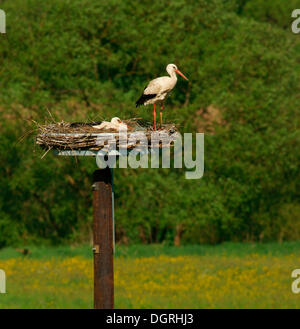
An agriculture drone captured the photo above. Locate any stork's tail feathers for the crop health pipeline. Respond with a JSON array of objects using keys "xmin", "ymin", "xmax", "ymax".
[{"xmin": 136, "ymin": 93, "xmax": 157, "ymax": 107}]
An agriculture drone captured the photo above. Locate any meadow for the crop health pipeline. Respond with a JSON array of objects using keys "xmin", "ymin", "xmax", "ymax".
[{"xmin": 0, "ymin": 242, "xmax": 299, "ymax": 309}]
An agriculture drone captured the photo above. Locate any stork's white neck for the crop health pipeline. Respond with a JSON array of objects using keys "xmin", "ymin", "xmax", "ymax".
[{"xmin": 168, "ymin": 70, "xmax": 177, "ymax": 80}]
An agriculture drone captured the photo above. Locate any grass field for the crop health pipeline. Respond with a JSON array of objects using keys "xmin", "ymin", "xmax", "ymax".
[{"xmin": 0, "ymin": 242, "xmax": 299, "ymax": 309}]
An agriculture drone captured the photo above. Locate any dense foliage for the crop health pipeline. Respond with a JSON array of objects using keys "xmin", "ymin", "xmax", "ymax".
[{"xmin": 0, "ymin": 0, "xmax": 299, "ymax": 247}]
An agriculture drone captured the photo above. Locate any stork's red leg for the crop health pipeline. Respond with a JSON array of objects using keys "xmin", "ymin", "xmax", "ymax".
[
  {"xmin": 153, "ymin": 104, "xmax": 156, "ymax": 131},
  {"xmin": 160, "ymin": 104, "xmax": 163, "ymax": 129}
]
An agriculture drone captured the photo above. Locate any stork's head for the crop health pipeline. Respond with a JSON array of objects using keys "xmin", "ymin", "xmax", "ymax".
[
  {"xmin": 111, "ymin": 117, "xmax": 123, "ymax": 125},
  {"xmin": 111, "ymin": 117, "xmax": 130, "ymax": 130},
  {"xmin": 166, "ymin": 64, "xmax": 188, "ymax": 81}
]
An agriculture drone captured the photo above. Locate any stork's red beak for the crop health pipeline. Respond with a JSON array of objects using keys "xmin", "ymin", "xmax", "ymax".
[{"xmin": 175, "ymin": 69, "xmax": 189, "ymax": 81}]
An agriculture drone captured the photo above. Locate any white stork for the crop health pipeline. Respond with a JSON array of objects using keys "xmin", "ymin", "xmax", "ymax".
[
  {"xmin": 92, "ymin": 117, "xmax": 129, "ymax": 130},
  {"xmin": 136, "ymin": 64, "xmax": 188, "ymax": 130}
]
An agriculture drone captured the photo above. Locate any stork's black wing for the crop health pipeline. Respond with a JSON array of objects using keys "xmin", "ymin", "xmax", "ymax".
[{"xmin": 135, "ymin": 93, "xmax": 157, "ymax": 107}]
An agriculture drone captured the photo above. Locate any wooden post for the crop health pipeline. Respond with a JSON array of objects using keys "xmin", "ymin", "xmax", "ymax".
[{"xmin": 92, "ymin": 168, "xmax": 114, "ymax": 309}]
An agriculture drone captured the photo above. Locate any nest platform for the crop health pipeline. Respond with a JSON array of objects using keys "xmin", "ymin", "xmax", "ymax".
[{"xmin": 36, "ymin": 119, "xmax": 179, "ymax": 156}]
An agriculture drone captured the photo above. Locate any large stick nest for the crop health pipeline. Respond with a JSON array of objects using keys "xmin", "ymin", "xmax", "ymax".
[{"xmin": 36, "ymin": 118, "xmax": 179, "ymax": 151}]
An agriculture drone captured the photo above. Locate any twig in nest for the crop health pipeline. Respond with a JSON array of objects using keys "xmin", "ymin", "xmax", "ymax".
[{"xmin": 41, "ymin": 147, "xmax": 52, "ymax": 159}]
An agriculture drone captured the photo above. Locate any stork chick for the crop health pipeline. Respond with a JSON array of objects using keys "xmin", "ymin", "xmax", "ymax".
[{"xmin": 92, "ymin": 117, "xmax": 128, "ymax": 131}]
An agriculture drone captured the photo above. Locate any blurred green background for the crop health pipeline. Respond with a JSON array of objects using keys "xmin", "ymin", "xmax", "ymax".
[{"xmin": 0, "ymin": 0, "xmax": 299, "ymax": 248}]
